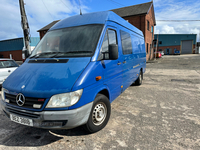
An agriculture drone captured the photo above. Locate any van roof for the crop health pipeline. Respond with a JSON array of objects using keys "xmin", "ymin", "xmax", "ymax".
[{"xmin": 49, "ymin": 11, "xmax": 143, "ymax": 37}]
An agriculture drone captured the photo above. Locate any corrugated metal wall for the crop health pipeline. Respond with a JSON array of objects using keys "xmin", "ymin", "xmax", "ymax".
[
  {"xmin": 154, "ymin": 34, "xmax": 196, "ymax": 47},
  {"xmin": 30, "ymin": 37, "xmax": 40, "ymax": 46},
  {"xmin": 0, "ymin": 37, "xmax": 40, "ymax": 52},
  {"xmin": 0, "ymin": 38, "xmax": 24, "ymax": 52}
]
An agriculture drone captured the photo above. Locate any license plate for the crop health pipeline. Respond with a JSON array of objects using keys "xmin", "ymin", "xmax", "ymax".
[{"xmin": 10, "ymin": 114, "xmax": 33, "ymax": 126}]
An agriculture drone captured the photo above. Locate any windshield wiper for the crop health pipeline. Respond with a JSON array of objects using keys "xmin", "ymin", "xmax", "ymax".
[
  {"xmin": 50, "ymin": 51, "xmax": 93, "ymax": 58},
  {"xmin": 30, "ymin": 52, "xmax": 61, "ymax": 59}
]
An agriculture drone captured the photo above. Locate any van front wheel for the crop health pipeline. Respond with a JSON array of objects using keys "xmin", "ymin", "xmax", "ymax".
[
  {"xmin": 135, "ymin": 71, "xmax": 142, "ymax": 85},
  {"xmin": 84, "ymin": 94, "xmax": 111, "ymax": 133}
]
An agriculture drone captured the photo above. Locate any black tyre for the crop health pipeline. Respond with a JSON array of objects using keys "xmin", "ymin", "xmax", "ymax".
[
  {"xmin": 84, "ymin": 94, "xmax": 111, "ymax": 133},
  {"xmin": 135, "ymin": 70, "xmax": 142, "ymax": 85}
]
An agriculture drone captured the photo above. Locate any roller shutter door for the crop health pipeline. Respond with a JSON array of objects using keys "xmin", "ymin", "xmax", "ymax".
[{"xmin": 181, "ymin": 40, "xmax": 192, "ymax": 54}]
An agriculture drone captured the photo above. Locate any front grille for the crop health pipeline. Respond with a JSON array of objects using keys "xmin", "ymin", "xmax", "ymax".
[
  {"xmin": 5, "ymin": 93, "xmax": 46, "ymax": 109},
  {"xmin": 6, "ymin": 107, "xmax": 40, "ymax": 118}
]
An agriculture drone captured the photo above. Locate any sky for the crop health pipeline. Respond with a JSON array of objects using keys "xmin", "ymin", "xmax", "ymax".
[{"xmin": 0, "ymin": 0, "xmax": 200, "ymax": 41}]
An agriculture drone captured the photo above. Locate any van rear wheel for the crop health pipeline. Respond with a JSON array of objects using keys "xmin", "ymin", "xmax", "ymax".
[
  {"xmin": 135, "ymin": 71, "xmax": 142, "ymax": 85},
  {"xmin": 84, "ymin": 94, "xmax": 111, "ymax": 133}
]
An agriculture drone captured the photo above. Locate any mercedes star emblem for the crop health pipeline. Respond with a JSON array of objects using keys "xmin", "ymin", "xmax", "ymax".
[{"xmin": 16, "ymin": 93, "xmax": 26, "ymax": 106}]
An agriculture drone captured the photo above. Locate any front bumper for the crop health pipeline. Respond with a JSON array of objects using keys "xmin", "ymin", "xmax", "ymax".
[{"xmin": 1, "ymin": 100, "xmax": 93, "ymax": 129}]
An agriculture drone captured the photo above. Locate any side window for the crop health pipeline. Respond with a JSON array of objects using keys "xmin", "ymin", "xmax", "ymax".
[
  {"xmin": 98, "ymin": 29, "xmax": 117, "ymax": 60},
  {"xmin": 146, "ymin": 43, "xmax": 149, "ymax": 53},
  {"xmin": 108, "ymin": 30, "xmax": 117, "ymax": 45},
  {"xmin": 120, "ymin": 30, "xmax": 132, "ymax": 55},
  {"xmin": 147, "ymin": 21, "xmax": 149, "ymax": 31},
  {"xmin": 101, "ymin": 31, "xmax": 109, "ymax": 53}
]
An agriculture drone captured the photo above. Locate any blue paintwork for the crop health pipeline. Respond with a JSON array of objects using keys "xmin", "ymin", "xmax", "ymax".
[
  {"xmin": 2, "ymin": 11, "xmax": 146, "ymax": 113},
  {"xmin": 3, "ymin": 57, "xmax": 91, "ymax": 98}
]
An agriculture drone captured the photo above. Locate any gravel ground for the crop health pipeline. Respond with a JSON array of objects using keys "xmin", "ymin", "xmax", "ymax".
[{"xmin": 0, "ymin": 54, "xmax": 200, "ymax": 150}]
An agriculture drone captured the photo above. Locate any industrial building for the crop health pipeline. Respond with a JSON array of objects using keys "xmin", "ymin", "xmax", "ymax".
[
  {"xmin": 197, "ymin": 42, "xmax": 200, "ymax": 54},
  {"xmin": 154, "ymin": 34, "xmax": 197, "ymax": 55},
  {"xmin": 0, "ymin": 37, "xmax": 40, "ymax": 61},
  {"xmin": 38, "ymin": 2, "xmax": 156, "ymax": 61}
]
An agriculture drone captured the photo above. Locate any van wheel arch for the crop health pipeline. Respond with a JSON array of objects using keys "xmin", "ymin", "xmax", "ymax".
[
  {"xmin": 135, "ymin": 69, "xmax": 143, "ymax": 86},
  {"xmin": 141, "ymin": 68, "xmax": 143, "ymax": 79},
  {"xmin": 98, "ymin": 89, "xmax": 110, "ymax": 100},
  {"xmin": 84, "ymin": 93, "xmax": 111, "ymax": 133}
]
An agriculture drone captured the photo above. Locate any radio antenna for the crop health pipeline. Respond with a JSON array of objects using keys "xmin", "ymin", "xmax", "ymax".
[{"xmin": 78, "ymin": 0, "xmax": 82, "ymax": 15}]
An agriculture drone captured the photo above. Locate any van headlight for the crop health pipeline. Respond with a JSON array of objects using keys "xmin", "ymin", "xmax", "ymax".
[{"xmin": 46, "ymin": 89, "xmax": 83, "ymax": 108}]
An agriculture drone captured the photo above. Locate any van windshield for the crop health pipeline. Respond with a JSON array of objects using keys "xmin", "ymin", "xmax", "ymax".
[{"xmin": 30, "ymin": 24, "xmax": 103, "ymax": 58}]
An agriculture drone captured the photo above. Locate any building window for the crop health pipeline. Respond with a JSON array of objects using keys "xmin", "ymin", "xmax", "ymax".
[
  {"xmin": 146, "ymin": 43, "xmax": 149, "ymax": 53},
  {"xmin": 147, "ymin": 21, "xmax": 149, "ymax": 31},
  {"xmin": 151, "ymin": 26, "xmax": 153, "ymax": 33},
  {"xmin": 120, "ymin": 30, "xmax": 133, "ymax": 55}
]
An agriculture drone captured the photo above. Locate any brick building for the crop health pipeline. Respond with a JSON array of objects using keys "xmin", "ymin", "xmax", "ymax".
[
  {"xmin": 37, "ymin": 2, "xmax": 156, "ymax": 60},
  {"xmin": 154, "ymin": 34, "xmax": 197, "ymax": 54},
  {"xmin": 37, "ymin": 20, "xmax": 60, "ymax": 39},
  {"xmin": 112, "ymin": 2, "xmax": 156, "ymax": 60}
]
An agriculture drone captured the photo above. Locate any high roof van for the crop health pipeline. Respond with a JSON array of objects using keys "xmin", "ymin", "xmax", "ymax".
[{"xmin": 1, "ymin": 11, "xmax": 146, "ymax": 133}]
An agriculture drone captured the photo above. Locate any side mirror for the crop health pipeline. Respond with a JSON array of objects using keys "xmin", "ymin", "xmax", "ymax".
[{"xmin": 109, "ymin": 44, "xmax": 118, "ymax": 60}]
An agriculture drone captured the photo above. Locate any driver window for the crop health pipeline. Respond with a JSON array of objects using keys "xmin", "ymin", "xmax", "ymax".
[{"xmin": 98, "ymin": 29, "xmax": 117, "ymax": 60}]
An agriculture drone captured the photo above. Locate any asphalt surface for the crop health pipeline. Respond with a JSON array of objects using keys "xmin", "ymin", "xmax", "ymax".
[{"xmin": 0, "ymin": 54, "xmax": 200, "ymax": 150}]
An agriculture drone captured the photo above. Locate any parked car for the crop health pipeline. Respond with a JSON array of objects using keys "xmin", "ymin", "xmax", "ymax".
[
  {"xmin": 154, "ymin": 51, "xmax": 162, "ymax": 58},
  {"xmin": 1, "ymin": 11, "xmax": 146, "ymax": 133},
  {"xmin": 159, "ymin": 50, "xmax": 164, "ymax": 56},
  {"xmin": 0, "ymin": 59, "xmax": 19, "ymax": 87}
]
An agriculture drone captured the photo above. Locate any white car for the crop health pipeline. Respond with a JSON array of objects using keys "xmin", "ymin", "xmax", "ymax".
[
  {"xmin": 0, "ymin": 59, "xmax": 19, "ymax": 87},
  {"xmin": 158, "ymin": 50, "xmax": 164, "ymax": 56}
]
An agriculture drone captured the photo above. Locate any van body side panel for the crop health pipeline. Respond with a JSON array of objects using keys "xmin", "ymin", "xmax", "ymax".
[
  {"xmin": 101, "ymin": 25, "xmax": 123, "ymax": 102},
  {"xmin": 140, "ymin": 38, "xmax": 146, "ymax": 74},
  {"xmin": 72, "ymin": 61, "xmax": 104, "ymax": 91},
  {"xmin": 102, "ymin": 59, "xmax": 123, "ymax": 102},
  {"xmin": 90, "ymin": 21, "xmax": 145, "ymax": 103},
  {"xmin": 119, "ymin": 29, "xmax": 140, "ymax": 90},
  {"xmin": 131, "ymin": 34, "xmax": 144, "ymax": 76}
]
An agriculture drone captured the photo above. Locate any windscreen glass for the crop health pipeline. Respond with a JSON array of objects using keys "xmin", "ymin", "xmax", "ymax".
[
  {"xmin": 30, "ymin": 24, "xmax": 103, "ymax": 58},
  {"xmin": 0, "ymin": 60, "xmax": 19, "ymax": 68}
]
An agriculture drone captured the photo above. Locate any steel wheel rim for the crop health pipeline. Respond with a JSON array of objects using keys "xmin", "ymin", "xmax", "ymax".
[{"xmin": 92, "ymin": 102, "xmax": 107, "ymax": 126}]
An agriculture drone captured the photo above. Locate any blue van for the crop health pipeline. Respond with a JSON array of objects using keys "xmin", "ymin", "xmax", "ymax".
[{"xmin": 1, "ymin": 11, "xmax": 146, "ymax": 133}]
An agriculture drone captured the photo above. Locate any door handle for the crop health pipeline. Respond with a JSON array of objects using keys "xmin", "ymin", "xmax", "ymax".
[
  {"xmin": 123, "ymin": 61, "xmax": 126, "ymax": 64},
  {"xmin": 117, "ymin": 62, "xmax": 121, "ymax": 65}
]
